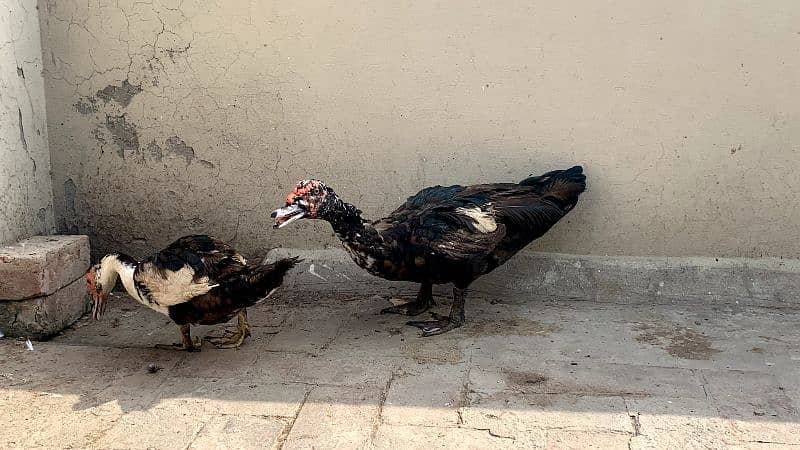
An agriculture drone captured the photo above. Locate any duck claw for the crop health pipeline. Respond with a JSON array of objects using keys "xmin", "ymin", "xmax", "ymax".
[
  {"xmin": 155, "ymin": 338, "xmax": 201, "ymax": 352},
  {"xmin": 203, "ymin": 328, "xmax": 251, "ymax": 349},
  {"xmin": 380, "ymin": 300, "xmax": 433, "ymax": 316},
  {"xmin": 406, "ymin": 316, "xmax": 463, "ymax": 337}
]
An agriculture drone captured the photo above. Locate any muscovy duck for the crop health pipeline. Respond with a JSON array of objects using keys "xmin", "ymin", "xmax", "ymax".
[
  {"xmin": 271, "ymin": 166, "xmax": 586, "ymax": 336},
  {"xmin": 85, "ymin": 235, "xmax": 299, "ymax": 351}
]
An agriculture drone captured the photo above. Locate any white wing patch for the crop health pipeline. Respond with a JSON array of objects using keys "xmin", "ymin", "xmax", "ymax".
[
  {"xmin": 455, "ymin": 206, "xmax": 498, "ymax": 233},
  {"xmin": 138, "ymin": 264, "xmax": 217, "ymax": 306}
]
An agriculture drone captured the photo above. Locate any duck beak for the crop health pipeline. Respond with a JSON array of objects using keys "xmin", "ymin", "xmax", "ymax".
[
  {"xmin": 271, "ymin": 204, "xmax": 307, "ymax": 229},
  {"xmin": 91, "ymin": 291, "xmax": 109, "ymax": 320}
]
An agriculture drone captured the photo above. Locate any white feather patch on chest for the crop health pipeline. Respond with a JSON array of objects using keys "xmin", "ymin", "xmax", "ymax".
[
  {"xmin": 455, "ymin": 206, "xmax": 498, "ymax": 233},
  {"xmin": 138, "ymin": 264, "xmax": 216, "ymax": 306}
]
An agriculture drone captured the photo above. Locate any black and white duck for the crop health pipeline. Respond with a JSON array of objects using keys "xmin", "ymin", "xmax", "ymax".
[{"xmin": 85, "ymin": 235, "xmax": 299, "ymax": 351}]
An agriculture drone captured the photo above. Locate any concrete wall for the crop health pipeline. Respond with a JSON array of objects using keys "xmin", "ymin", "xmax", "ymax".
[
  {"xmin": 39, "ymin": 1, "xmax": 800, "ymax": 259},
  {"xmin": 0, "ymin": 0, "xmax": 55, "ymax": 245}
]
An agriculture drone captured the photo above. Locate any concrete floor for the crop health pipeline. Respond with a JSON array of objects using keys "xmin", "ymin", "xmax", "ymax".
[{"xmin": 1, "ymin": 284, "xmax": 799, "ymax": 449}]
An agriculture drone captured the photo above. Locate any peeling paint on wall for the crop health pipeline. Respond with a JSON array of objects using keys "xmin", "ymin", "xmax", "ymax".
[
  {"xmin": 104, "ymin": 114, "xmax": 139, "ymax": 158},
  {"xmin": 96, "ymin": 80, "xmax": 142, "ymax": 107},
  {"xmin": 146, "ymin": 140, "xmax": 163, "ymax": 160},
  {"xmin": 164, "ymin": 136, "xmax": 195, "ymax": 164},
  {"xmin": 73, "ymin": 98, "xmax": 97, "ymax": 115}
]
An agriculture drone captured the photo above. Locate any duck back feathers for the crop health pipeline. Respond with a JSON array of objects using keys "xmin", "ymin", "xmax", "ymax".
[{"xmin": 167, "ymin": 256, "xmax": 300, "ymax": 326}]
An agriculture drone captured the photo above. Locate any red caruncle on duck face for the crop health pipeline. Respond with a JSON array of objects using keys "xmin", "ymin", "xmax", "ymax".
[
  {"xmin": 85, "ymin": 265, "xmax": 109, "ymax": 320},
  {"xmin": 272, "ymin": 180, "xmax": 328, "ymax": 228}
]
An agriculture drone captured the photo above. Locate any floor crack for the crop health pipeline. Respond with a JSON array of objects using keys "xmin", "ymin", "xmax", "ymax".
[
  {"xmin": 275, "ymin": 388, "xmax": 311, "ymax": 449},
  {"xmin": 183, "ymin": 418, "xmax": 209, "ymax": 450},
  {"xmin": 369, "ymin": 368, "xmax": 401, "ymax": 446},
  {"xmin": 629, "ymin": 413, "xmax": 642, "ymax": 436}
]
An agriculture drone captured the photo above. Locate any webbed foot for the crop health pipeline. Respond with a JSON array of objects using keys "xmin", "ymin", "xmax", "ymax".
[
  {"xmin": 380, "ymin": 298, "xmax": 435, "ymax": 316},
  {"xmin": 406, "ymin": 315, "xmax": 463, "ymax": 337},
  {"xmin": 203, "ymin": 309, "xmax": 251, "ymax": 349}
]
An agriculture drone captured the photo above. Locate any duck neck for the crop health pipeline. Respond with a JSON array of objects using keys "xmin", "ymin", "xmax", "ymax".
[
  {"xmin": 101, "ymin": 253, "xmax": 141, "ymax": 301},
  {"xmin": 318, "ymin": 195, "xmax": 384, "ymax": 251}
]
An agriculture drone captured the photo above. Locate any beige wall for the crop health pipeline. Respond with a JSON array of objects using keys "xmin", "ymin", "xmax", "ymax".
[
  {"xmin": 40, "ymin": 1, "xmax": 800, "ymax": 258},
  {"xmin": 0, "ymin": 0, "xmax": 55, "ymax": 245}
]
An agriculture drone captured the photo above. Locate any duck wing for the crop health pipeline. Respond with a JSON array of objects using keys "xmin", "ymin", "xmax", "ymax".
[
  {"xmin": 135, "ymin": 235, "xmax": 248, "ymax": 306},
  {"xmin": 383, "ymin": 185, "xmax": 467, "ymax": 223},
  {"xmin": 490, "ymin": 165, "xmax": 586, "ymax": 238},
  {"xmin": 404, "ymin": 193, "xmax": 506, "ymax": 260},
  {"xmin": 399, "ymin": 166, "xmax": 586, "ymax": 259}
]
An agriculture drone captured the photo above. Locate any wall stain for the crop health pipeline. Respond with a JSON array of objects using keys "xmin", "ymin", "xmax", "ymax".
[
  {"xmin": 164, "ymin": 136, "xmax": 196, "ymax": 164},
  {"xmin": 505, "ymin": 371, "xmax": 548, "ymax": 386},
  {"xmin": 74, "ymin": 97, "xmax": 98, "ymax": 115},
  {"xmin": 64, "ymin": 178, "xmax": 77, "ymax": 227},
  {"xmin": 105, "ymin": 114, "xmax": 139, "ymax": 158},
  {"xmin": 96, "ymin": 80, "xmax": 142, "ymax": 107},
  {"xmin": 145, "ymin": 140, "xmax": 163, "ymax": 160},
  {"xmin": 37, "ymin": 208, "xmax": 47, "ymax": 232},
  {"xmin": 634, "ymin": 322, "xmax": 720, "ymax": 360}
]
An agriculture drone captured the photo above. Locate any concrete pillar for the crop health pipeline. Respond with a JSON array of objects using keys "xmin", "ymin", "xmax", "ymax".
[
  {"xmin": 0, "ymin": 0, "xmax": 55, "ymax": 245},
  {"xmin": 0, "ymin": 2, "xmax": 89, "ymax": 339}
]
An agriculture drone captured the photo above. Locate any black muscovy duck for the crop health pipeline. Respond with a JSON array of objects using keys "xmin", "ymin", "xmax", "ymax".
[
  {"xmin": 85, "ymin": 235, "xmax": 299, "ymax": 351},
  {"xmin": 271, "ymin": 166, "xmax": 586, "ymax": 336}
]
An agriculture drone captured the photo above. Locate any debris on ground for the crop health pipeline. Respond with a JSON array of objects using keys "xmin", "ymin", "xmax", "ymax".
[
  {"xmin": 25, "ymin": 339, "xmax": 34, "ymax": 351},
  {"xmin": 146, "ymin": 363, "xmax": 162, "ymax": 374}
]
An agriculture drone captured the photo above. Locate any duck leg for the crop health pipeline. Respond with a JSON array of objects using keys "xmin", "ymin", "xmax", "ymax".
[
  {"xmin": 204, "ymin": 309, "xmax": 252, "ymax": 349},
  {"xmin": 407, "ymin": 286, "xmax": 467, "ymax": 337},
  {"xmin": 380, "ymin": 283, "xmax": 435, "ymax": 316},
  {"xmin": 155, "ymin": 324, "xmax": 201, "ymax": 352}
]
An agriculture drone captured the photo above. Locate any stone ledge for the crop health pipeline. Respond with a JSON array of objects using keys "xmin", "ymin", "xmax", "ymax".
[
  {"xmin": 0, "ymin": 277, "xmax": 91, "ymax": 340},
  {"xmin": 265, "ymin": 248, "xmax": 800, "ymax": 309},
  {"xmin": 0, "ymin": 235, "xmax": 90, "ymax": 300}
]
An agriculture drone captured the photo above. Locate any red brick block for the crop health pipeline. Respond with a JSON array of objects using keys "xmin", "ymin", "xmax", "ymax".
[
  {"xmin": 0, "ymin": 235, "xmax": 90, "ymax": 300},
  {"xmin": 0, "ymin": 277, "xmax": 91, "ymax": 339}
]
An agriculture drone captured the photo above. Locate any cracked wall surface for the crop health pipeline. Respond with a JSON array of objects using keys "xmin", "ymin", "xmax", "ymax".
[
  {"xmin": 0, "ymin": 0, "xmax": 55, "ymax": 245},
  {"xmin": 39, "ymin": 1, "xmax": 800, "ymax": 258}
]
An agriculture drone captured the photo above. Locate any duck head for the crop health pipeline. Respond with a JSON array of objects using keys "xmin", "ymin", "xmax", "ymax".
[
  {"xmin": 272, "ymin": 180, "xmax": 331, "ymax": 228},
  {"xmin": 85, "ymin": 254, "xmax": 122, "ymax": 320}
]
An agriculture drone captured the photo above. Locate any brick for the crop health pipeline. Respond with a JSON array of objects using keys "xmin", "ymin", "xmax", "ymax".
[
  {"xmin": 0, "ymin": 235, "xmax": 90, "ymax": 300},
  {"xmin": 0, "ymin": 276, "xmax": 91, "ymax": 339}
]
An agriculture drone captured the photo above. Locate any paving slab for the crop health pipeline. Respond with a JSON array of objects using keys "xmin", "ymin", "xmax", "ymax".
[
  {"xmin": 283, "ymin": 385, "xmax": 382, "ymax": 449},
  {"xmin": 0, "ymin": 389, "xmax": 109, "ymax": 449},
  {"xmin": 253, "ymin": 349, "xmax": 399, "ymax": 388},
  {"xmin": 461, "ymin": 395, "xmax": 634, "ymax": 436},
  {"xmin": 372, "ymin": 424, "xmax": 527, "ymax": 449},
  {"xmin": 382, "ymin": 362, "xmax": 469, "ymax": 427},
  {"xmin": 94, "ymin": 406, "xmax": 209, "ymax": 449},
  {"xmin": 188, "ymin": 415, "xmax": 285, "ymax": 449},
  {"xmin": 157, "ymin": 378, "xmax": 310, "ymax": 418}
]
